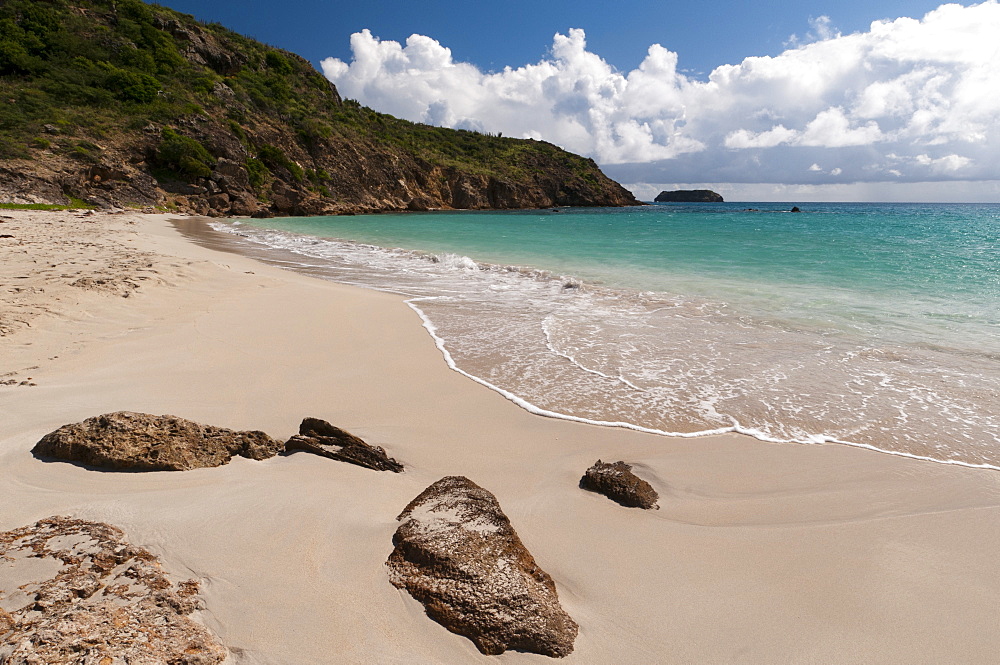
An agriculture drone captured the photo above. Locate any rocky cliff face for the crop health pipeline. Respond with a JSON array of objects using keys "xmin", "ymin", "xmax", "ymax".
[{"xmin": 0, "ymin": 0, "xmax": 638, "ymax": 216}]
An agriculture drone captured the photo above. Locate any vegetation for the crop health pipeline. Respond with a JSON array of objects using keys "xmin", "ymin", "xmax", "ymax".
[
  {"xmin": 0, "ymin": 197, "xmax": 95, "ymax": 210},
  {"xmin": 155, "ymin": 128, "xmax": 214, "ymax": 177},
  {"xmin": 0, "ymin": 0, "xmax": 602, "ymax": 181},
  {"xmin": 0, "ymin": 0, "xmax": 630, "ymax": 212}
]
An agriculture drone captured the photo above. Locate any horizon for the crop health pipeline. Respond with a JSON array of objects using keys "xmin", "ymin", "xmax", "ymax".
[{"xmin": 156, "ymin": 0, "xmax": 1000, "ymax": 203}]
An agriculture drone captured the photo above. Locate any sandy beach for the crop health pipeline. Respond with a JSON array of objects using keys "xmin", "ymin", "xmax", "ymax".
[{"xmin": 3, "ymin": 209, "xmax": 1000, "ymax": 664}]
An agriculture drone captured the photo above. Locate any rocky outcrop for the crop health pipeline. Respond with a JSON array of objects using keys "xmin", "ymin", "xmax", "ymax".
[
  {"xmin": 387, "ymin": 476, "xmax": 577, "ymax": 657},
  {"xmin": 654, "ymin": 189, "xmax": 724, "ymax": 203},
  {"xmin": 0, "ymin": 516, "xmax": 227, "ymax": 663},
  {"xmin": 284, "ymin": 417, "xmax": 404, "ymax": 472},
  {"xmin": 32, "ymin": 411, "xmax": 283, "ymax": 471},
  {"xmin": 580, "ymin": 460, "xmax": 659, "ymax": 509}
]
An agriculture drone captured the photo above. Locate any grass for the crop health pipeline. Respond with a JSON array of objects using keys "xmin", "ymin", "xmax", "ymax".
[{"xmin": 0, "ymin": 197, "xmax": 96, "ymax": 210}]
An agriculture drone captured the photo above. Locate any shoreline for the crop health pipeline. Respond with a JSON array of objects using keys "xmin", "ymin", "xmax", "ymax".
[
  {"xmin": 192, "ymin": 214, "xmax": 1000, "ymax": 473},
  {"xmin": 4, "ymin": 210, "xmax": 1000, "ymax": 663}
]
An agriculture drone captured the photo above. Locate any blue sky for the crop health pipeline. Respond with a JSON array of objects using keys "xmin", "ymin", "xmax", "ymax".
[
  {"xmin": 159, "ymin": 1, "xmax": 1000, "ymax": 201},
  {"xmin": 159, "ymin": 0, "xmax": 943, "ymax": 76}
]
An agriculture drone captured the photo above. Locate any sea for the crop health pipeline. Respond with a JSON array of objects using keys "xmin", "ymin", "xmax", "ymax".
[{"xmin": 205, "ymin": 202, "xmax": 1000, "ymax": 469}]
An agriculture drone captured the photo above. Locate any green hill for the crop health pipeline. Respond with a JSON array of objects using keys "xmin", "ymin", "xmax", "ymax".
[{"xmin": 0, "ymin": 0, "xmax": 638, "ymax": 215}]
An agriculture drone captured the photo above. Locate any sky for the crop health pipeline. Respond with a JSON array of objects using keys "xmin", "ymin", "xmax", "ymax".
[{"xmin": 159, "ymin": 1, "xmax": 1000, "ymax": 202}]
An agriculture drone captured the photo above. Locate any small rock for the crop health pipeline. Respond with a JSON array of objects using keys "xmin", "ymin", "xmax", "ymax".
[
  {"xmin": 32, "ymin": 411, "xmax": 283, "ymax": 471},
  {"xmin": 579, "ymin": 460, "xmax": 659, "ymax": 509},
  {"xmin": 284, "ymin": 417, "xmax": 403, "ymax": 472},
  {"xmin": 387, "ymin": 476, "xmax": 578, "ymax": 657}
]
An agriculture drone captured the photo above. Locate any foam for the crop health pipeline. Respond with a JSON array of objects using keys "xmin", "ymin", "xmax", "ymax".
[{"xmin": 208, "ymin": 219, "xmax": 1000, "ymax": 471}]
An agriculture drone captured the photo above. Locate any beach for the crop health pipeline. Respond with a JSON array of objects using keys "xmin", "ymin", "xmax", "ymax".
[{"xmin": 3, "ymin": 209, "xmax": 1000, "ymax": 663}]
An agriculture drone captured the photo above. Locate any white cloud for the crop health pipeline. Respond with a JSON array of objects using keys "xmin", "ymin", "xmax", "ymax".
[
  {"xmin": 785, "ymin": 15, "xmax": 842, "ymax": 47},
  {"xmin": 322, "ymin": 2, "xmax": 1000, "ymax": 188}
]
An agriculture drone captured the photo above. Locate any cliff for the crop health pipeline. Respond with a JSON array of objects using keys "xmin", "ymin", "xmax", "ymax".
[
  {"xmin": 654, "ymin": 190, "xmax": 724, "ymax": 203},
  {"xmin": 0, "ymin": 0, "xmax": 638, "ymax": 215}
]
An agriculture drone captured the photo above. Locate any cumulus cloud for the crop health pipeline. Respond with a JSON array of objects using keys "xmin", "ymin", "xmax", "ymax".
[{"xmin": 321, "ymin": 2, "xmax": 1000, "ymax": 190}]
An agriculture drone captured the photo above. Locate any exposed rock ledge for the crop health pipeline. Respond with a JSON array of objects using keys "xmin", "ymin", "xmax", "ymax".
[
  {"xmin": 32, "ymin": 411, "xmax": 283, "ymax": 471},
  {"xmin": 580, "ymin": 460, "xmax": 659, "ymax": 509},
  {"xmin": 387, "ymin": 476, "xmax": 578, "ymax": 657},
  {"xmin": 0, "ymin": 516, "xmax": 227, "ymax": 663},
  {"xmin": 285, "ymin": 417, "xmax": 404, "ymax": 472}
]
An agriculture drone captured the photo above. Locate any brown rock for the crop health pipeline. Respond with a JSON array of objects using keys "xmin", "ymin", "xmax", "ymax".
[
  {"xmin": 0, "ymin": 516, "xmax": 227, "ymax": 663},
  {"xmin": 387, "ymin": 476, "xmax": 577, "ymax": 657},
  {"xmin": 284, "ymin": 417, "xmax": 403, "ymax": 472},
  {"xmin": 32, "ymin": 411, "xmax": 283, "ymax": 471},
  {"xmin": 580, "ymin": 460, "xmax": 659, "ymax": 509},
  {"xmin": 207, "ymin": 192, "xmax": 230, "ymax": 210}
]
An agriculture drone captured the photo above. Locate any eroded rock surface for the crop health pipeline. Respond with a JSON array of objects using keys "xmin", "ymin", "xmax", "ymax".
[
  {"xmin": 580, "ymin": 460, "xmax": 659, "ymax": 509},
  {"xmin": 32, "ymin": 411, "xmax": 283, "ymax": 471},
  {"xmin": 284, "ymin": 417, "xmax": 403, "ymax": 472},
  {"xmin": 387, "ymin": 476, "xmax": 577, "ymax": 657},
  {"xmin": 0, "ymin": 516, "xmax": 227, "ymax": 664}
]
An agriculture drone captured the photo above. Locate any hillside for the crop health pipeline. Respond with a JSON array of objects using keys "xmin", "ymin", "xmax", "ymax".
[{"xmin": 0, "ymin": 0, "xmax": 638, "ymax": 215}]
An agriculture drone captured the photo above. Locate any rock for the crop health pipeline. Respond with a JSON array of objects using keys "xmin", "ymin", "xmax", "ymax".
[
  {"xmin": 32, "ymin": 411, "xmax": 283, "ymax": 471},
  {"xmin": 387, "ymin": 476, "xmax": 577, "ymax": 657},
  {"xmin": 654, "ymin": 189, "xmax": 724, "ymax": 203},
  {"xmin": 207, "ymin": 192, "xmax": 230, "ymax": 211},
  {"xmin": 0, "ymin": 516, "xmax": 227, "ymax": 663},
  {"xmin": 284, "ymin": 417, "xmax": 403, "ymax": 472},
  {"xmin": 790, "ymin": 206, "xmax": 801, "ymax": 212},
  {"xmin": 579, "ymin": 460, "xmax": 659, "ymax": 509}
]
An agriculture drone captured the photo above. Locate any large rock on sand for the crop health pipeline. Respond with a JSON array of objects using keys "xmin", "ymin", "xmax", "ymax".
[
  {"xmin": 0, "ymin": 516, "xmax": 227, "ymax": 663},
  {"xmin": 580, "ymin": 460, "xmax": 659, "ymax": 509},
  {"xmin": 387, "ymin": 476, "xmax": 577, "ymax": 657},
  {"xmin": 284, "ymin": 417, "xmax": 403, "ymax": 472},
  {"xmin": 32, "ymin": 411, "xmax": 283, "ymax": 471}
]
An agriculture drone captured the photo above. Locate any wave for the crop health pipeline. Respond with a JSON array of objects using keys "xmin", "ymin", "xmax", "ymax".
[{"xmin": 207, "ymin": 220, "xmax": 1000, "ymax": 471}]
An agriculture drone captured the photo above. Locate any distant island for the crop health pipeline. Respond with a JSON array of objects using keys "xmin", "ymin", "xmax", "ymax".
[{"xmin": 654, "ymin": 190, "xmax": 724, "ymax": 203}]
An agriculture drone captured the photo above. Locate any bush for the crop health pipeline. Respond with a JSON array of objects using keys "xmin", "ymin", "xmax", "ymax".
[
  {"xmin": 104, "ymin": 67, "xmax": 161, "ymax": 103},
  {"xmin": 265, "ymin": 51, "xmax": 293, "ymax": 75},
  {"xmin": 245, "ymin": 157, "xmax": 268, "ymax": 192},
  {"xmin": 257, "ymin": 144, "xmax": 303, "ymax": 182},
  {"xmin": 156, "ymin": 128, "xmax": 214, "ymax": 177}
]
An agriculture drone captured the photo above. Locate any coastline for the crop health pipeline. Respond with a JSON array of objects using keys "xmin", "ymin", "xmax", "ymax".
[{"xmin": 3, "ymin": 210, "xmax": 1000, "ymax": 663}]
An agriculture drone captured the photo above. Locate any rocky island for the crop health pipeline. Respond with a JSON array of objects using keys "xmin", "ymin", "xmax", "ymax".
[
  {"xmin": 654, "ymin": 189, "xmax": 724, "ymax": 202},
  {"xmin": 0, "ymin": 0, "xmax": 638, "ymax": 216}
]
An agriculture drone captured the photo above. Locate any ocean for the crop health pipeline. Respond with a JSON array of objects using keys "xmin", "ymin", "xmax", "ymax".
[{"xmin": 206, "ymin": 202, "xmax": 1000, "ymax": 468}]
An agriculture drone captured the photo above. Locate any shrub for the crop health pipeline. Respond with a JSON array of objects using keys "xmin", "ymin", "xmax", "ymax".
[
  {"xmin": 257, "ymin": 144, "xmax": 303, "ymax": 182},
  {"xmin": 265, "ymin": 51, "xmax": 293, "ymax": 75},
  {"xmin": 156, "ymin": 128, "xmax": 214, "ymax": 178},
  {"xmin": 104, "ymin": 67, "xmax": 161, "ymax": 103},
  {"xmin": 245, "ymin": 157, "xmax": 268, "ymax": 192}
]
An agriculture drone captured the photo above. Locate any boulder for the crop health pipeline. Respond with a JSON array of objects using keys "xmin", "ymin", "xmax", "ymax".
[
  {"xmin": 284, "ymin": 417, "xmax": 403, "ymax": 472},
  {"xmin": 387, "ymin": 476, "xmax": 577, "ymax": 657},
  {"xmin": 579, "ymin": 460, "xmax": 659, "ymax": 509},
  {"xmin": 32, "ymin": 411, "xmax": 283, "ymax": 471},
  {"xmin": 654, "ymin": 189, "xmax": 724, "ymax": 203},
  {"xmin": 0, "ymin": 516, "xmax": 227, "ymax": 663}
]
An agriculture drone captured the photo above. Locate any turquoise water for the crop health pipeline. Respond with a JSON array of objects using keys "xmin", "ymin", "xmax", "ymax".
[{"xmin": 211, "ymin": 202, "xmax": 1000, "ymax": 467}]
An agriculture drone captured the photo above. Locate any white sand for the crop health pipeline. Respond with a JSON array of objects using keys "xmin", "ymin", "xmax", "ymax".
[{"xmin": 2, "ymin": 209, "xmax": 999, "ymax": 664}]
